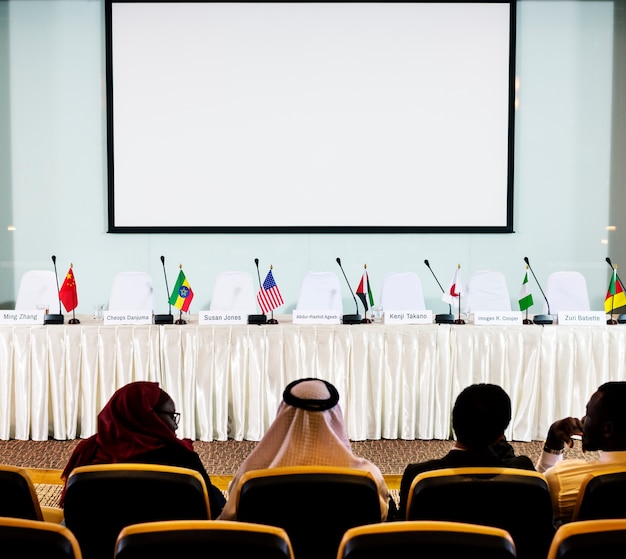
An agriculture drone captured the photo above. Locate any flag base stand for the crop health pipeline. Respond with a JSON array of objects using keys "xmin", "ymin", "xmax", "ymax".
[
  {"xmin": 435, "ymin": 313, "xmax": 455, "ymax": 324},
  {"xmin": 342, "ymin": 314, "xmax": 362, "ymax": 325},
  {"xmin": 267, "ymin": 318, "xmax": 278, "ymax": 324},
  {"xmin": 607, "ymin": 318, "xmax": 618, "ymax": 325},
  {"xmin": 44, "ymin": 313, "xmax": 64, "ymax": 325},
  {"xmin": 454, "ymin": 318, "xmax": 466, "ymax": 325},
  {"xmin": 361, "ymin": 317, "xmax": 372, "ymax": 323},
  {"xmin": 155, "ymin": 314, "xmax": 174, "ymax": 325},
  {"xmin": 68, "ymin": 317, "xmax": 80, "ymax": 324},
  {"xmin": 175, "ymin": 318, "xmax": 187, "ymax": 325},
  {"xmin": 523, "ymin": 318, "xmax": 534, "ymax": 325},
  {"xmin": 248, "ymin": 314, "xmax": 268, "ymax": 325}
]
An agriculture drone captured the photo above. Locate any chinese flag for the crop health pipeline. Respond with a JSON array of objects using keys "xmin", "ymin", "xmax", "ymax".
[{"xmin": 59, "ymin": 267, "xmax": 78, "ymax": 312}]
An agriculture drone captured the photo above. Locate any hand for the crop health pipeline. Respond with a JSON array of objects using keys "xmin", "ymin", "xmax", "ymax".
[{"xmin": 545, "ymin": 417, "xmax": 584, "ymax": 450}]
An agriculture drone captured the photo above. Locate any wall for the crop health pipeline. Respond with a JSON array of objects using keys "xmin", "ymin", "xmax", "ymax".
[{"xmin": 0, "ymin": 0, "xmax": 618, "ymax": 317}]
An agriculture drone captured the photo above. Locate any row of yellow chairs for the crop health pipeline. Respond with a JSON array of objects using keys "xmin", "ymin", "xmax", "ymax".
[
  {"xmin": 2, "ymin": 515, "xmax": 626, "ymax": 559},
  {"xmin": 3, "ymin": 462, "xmax": 626, "ymax": 559}
]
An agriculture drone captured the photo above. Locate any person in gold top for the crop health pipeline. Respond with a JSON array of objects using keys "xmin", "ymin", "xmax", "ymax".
[{"xmin": 535, "ymin": 381, "xmax": 626, "ymax": 525}]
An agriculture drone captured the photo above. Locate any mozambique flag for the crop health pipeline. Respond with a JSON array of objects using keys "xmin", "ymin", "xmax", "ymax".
[
  {"xmin": 356, "ymin": 269, "xmax": 374, "ymax": 312},
  {"xmin": 169, "ymin": 269, "xmax": 194, "ymax": 312},
  {"xmin": 604, "ymin": 268, "xmax": 626, "ymax": 313}
]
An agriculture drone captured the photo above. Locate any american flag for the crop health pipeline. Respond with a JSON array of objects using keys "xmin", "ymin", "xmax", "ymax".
[{"xmin": 257, "ymin": 269, "xmax": 284, "ymax": 314}]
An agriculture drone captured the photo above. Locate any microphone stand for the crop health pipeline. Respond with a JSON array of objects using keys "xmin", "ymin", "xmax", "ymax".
[
  {"xmin": 523, "ymin": 257, "xmax": 553, "ymax": 325},
  {"xmin": 336, "ymin": 257, "xmax": 362, "ymax": 325},
  {"xmin": 423, "ymin": 259, "xmax": 454, "ymax": 324},
  {"xmin": 249, "ymin": 258, "xmax": 269, "ymax": 325},
  {"xmin": 45, "ymin": 255, "xmax": 64, "ymax": 325},
  {"xmin": 155, "ymin": 255, "xmax": 174, "ymax": 324},
  {"xmin": 606, "ymin": 257, "xmax": 626, "ymax": 324}
]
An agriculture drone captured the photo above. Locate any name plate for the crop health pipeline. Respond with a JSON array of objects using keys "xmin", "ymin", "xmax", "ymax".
[
  {"xmin": 199, "ymin": 311, "xmax": 248, "ymax": 325},
  {"xmin": 473, "ymin": 311, "xmax": 523, "ymax": 325},
  {"xmin": 102, "ymin": 311, "xmax": 152, "ymax": 325},
  {"xmin": 292, "ymin": 310, "xmax": 341, "ymax": 324},
  {"xmin": 384, "ymin": 310, "xmax": 433, "ymax": 325},
  {"xmin": 557, "ymin": 311, "xmax": 606, "ymax": 325},
  {"xmin": 0, "ymin": 310, "xmax": 45, "ymax": 325}
]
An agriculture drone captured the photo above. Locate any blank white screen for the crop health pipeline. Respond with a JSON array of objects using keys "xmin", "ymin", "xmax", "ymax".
[{"xmin": 108, "ymin": 1, "xmax": 514, "ymax": 231}]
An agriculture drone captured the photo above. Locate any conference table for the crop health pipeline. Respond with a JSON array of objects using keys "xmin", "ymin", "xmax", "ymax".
[{"xmin": 1, "ymin": 316, "xmax": 625, "ymax": 442}]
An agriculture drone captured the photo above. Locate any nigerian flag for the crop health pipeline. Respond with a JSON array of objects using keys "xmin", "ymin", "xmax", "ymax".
[{"xmin": 518, "ymin": 271, "xmax": 534, "ymax": 311}]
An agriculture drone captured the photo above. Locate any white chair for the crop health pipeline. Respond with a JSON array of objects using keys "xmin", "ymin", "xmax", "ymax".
[
  {"xmin": 108, "ymin": 271, "xmax": 154, "ymax": 312},
  {"xmin": 543, "ymin": 270, "xmax": 590, "ymax": 315},
  {"xmin": 209, "ymin": 271, "xmax": 257, "ymax": 314},
  {"xmin": 464, "ymin": 270, "xmax": 512, "ymax": 313},
  {"xmin": 296, "ymin": 271, "xmax": 343, "ymax": 311},
  {"xmin": 15, "ymin": 270, "xmax": 59, "ymax": 311},
  {"xmin": 378, "ymin": 272, "xmax": 426, "ymax": 311}
]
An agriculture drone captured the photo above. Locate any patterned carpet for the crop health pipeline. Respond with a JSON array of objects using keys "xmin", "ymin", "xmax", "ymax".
[{"xmin": 0, "ymin": 438, "xmax": 585, "ymax": 509}]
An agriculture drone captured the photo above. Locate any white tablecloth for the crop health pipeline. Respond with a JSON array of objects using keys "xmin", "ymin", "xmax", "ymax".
[{"xmin": 1, "ymin": 320, "xmax": 624, "ymax": 442}]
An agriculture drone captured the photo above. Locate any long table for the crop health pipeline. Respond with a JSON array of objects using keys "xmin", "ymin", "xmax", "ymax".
[{"xmin": 1, "ymin": 319, "xmax": 625, "ymax": 442}]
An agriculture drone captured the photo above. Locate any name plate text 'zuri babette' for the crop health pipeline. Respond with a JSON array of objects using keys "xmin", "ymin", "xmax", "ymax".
[{"xmin": 557, "ymin": 311, "xmax": 607, "ymax": 325}]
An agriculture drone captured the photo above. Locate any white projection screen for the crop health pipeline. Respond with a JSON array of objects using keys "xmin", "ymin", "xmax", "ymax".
[{"xmin": 106, "ymin": 1, "xmax": 516, "ymax": 233}]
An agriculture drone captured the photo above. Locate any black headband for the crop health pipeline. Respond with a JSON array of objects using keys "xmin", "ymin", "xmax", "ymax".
[{"xmin": 282, "ymin": 378, "xmax": 340, "ymax": 412}]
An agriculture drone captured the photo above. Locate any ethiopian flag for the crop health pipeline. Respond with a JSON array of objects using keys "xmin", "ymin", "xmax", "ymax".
[
  {"xmin": 604, "ymin": 268, "xmax": 626, "ymax": 313},
  {"xmin": 169, "ymin": 269, "xmax": 194, "ymax": 312}
]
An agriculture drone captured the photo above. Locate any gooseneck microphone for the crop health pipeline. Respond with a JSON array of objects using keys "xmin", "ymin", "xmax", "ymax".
[
  {"xmin": 424, "ymin": 259, "xmax": 454, "ymax": 324},
  {"xmin": 523, "ymin": 257, "xmax": 553, "ymax": 324},
  {"xmin": 336, "ymin": 257, "xmax": 362, "ymax": 324},
  {"xmin": 154, "ymin": 255, "xmax": 174, "ymax": 324},
  {"xmin": 44, "ymin": 255, "xmax": 64, "ymax": 325},
  {"xmin": 249, "ymin": 258, "xmax": 268, "ymax": 325}
]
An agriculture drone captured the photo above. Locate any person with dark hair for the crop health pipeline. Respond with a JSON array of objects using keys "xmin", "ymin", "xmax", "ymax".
[
  {"xmin": 396, "ymin": 383, "xmax": 534, "ymax": 519},
  {"xmin": 536, "ymin": 381, "xmax": 626, "ymax": 525},
  {"xmin": 217, "ymin": 377, "xmax": 393, "ymax": 520},
  {"xmin": 59, "ymin": 381, "xmax": 225, "ymax": 518}
]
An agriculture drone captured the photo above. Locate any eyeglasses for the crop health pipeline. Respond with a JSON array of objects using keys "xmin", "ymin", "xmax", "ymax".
[{"xmin": 156, "ymin": 410, "xmax": 180, "ymax": 426}]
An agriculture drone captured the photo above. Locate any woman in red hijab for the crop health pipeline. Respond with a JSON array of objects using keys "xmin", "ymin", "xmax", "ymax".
[{"xmin": 60, "ymin": 381, "xmax": 225, "ymax": 518}]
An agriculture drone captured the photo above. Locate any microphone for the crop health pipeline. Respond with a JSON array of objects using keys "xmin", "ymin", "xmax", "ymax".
[
  {"xmin": 154, "ymin": 255, "xmax": 174, "ymax": 324},
  {"xmin": 44, "ymin": 255, "xmax": 64, "ymax": 325},
  {"xmin": 424, "ymin": 259, "xmax": 454, "ymax": 324},
  {"xmin": 606, "ymin": 257, "xmax": 626, "ymax": 323},
  {"xmin": 248, "ymin": 258, "xmax": 268, "ymax": 325},
  {"xmin": 523, "ymin": 257, "xmax": 553, "ymax": 324},
  {"xmin": 336, "ymin": 257, "xmax": 362, "ymax": 325}
]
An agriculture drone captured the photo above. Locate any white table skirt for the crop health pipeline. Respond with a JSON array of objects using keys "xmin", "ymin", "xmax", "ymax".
[{"xmin": 1, "ymin": 320, "xmax": 624, "ymax": 442}]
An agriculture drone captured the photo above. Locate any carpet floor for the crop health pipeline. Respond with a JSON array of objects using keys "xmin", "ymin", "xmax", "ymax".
[{"xmin": 0, "ymin": 438, "xmax": 587, "ymax": 509}]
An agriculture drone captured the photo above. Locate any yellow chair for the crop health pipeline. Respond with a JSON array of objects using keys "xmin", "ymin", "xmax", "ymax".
[
  {"xmin": 406, "ymin": 467, "xmax": 554, "ymax": 559},
  {"xmin": 0, "ymin": 464, "xmax": 63, "ymax": 523},
  {"xmin": 337, "ymin": 520, "xmax": 516, "ymax": 559},
  {"xmin": 235, "ymin": 466, "xmax": 382, "ymax": 559},
  {"xmin": 0, "ymin": 516, "xmax": 81, "ymax": 559},
  {"xmin": 571, "ymin": 466, "xmax": 626, "ymax": 520},
  {"xmin": 114, "ymin": 519, "xmax": 294, "ymax": 559},
  {"xmin": 63, "ymin": 463, "xmax": 212, "ymax": 559},
  {"xmin": 547, "ymin": 519, "xmax": 626, "ymax": 559}
]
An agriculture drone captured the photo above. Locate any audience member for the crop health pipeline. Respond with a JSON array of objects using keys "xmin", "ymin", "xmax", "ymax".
[
  {"xmin": 217, "ymin": 377, "xmax": 394, "ymax": 520},
  {"xmin": 535, "ymin": 381, "xmax": 626, "ymax": 525},
  {"xmin": 397, "ymin": 383, "xmax": 535, "ymax": 519},
  {"xmin": 59, "ymin": 380, "xmax": 225, "ymax": 518}
]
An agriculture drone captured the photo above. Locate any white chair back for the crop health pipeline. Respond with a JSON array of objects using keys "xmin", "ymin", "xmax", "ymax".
[
  {"xmin": 296, "ymin": 271, "xmax": 343, "ymax": 311},
  {"xmin": 108, "ymin": 271, "xmax": 154, "ymax": 312},
  {"xmin": 209, "ymin": 271, "xmax": 257, "ymax": 314},
  {"xmin": 543, "ymin": 270, "xmax": 590, "ymax": 314},
  {"xmin": 15, "ymin": 270, "xmax": 59, "ymax": 311},
  {"xmin": 465, "ymin": 270, "xmax": 512, "ymax": 313},
  {"xmin": 379, "ymin": 272, "xmax": 426, "ymax": 310}
]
